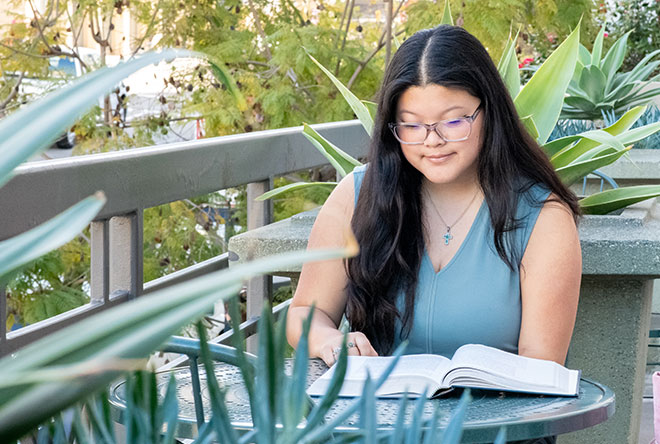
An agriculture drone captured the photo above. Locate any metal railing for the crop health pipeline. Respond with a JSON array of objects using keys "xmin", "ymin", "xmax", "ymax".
[{"xmin": 0, "ymin": 120, "xmax": 369, "ymax": 356}]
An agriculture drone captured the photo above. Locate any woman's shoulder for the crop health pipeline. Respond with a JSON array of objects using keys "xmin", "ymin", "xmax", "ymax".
[
  {"xmin": 320, "ymin": 169, "xmax": 358, "ymax": 219},
  {"xmin": 516, "ymin": 180, "xmax": 552, "ymax": 207},
  {"xmin": 516, "ymin": 180, "xmax": 574, "ymax": 217}
]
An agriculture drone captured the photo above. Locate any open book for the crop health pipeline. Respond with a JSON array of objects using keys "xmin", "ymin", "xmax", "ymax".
[{"xmin": 307, "ymin": 344, "xmax": 580, "ymax": 398}]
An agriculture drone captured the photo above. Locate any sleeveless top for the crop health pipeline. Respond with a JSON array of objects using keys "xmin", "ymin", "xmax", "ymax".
[{"xmin": 351, "ymin": 164, "xmax": 551, "ymax": 358}]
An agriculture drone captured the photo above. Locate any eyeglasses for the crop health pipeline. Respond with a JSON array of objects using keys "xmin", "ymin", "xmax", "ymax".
[{"xmin": 388, "ymin": 106, "xmax": 481, "ymax": 144}]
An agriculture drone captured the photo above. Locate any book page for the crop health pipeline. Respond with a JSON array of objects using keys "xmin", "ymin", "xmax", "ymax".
[
  {"xmin": 307, "ymin": 354, "xmax": 451, "ymax": 397},
  {"xmin": 445, "ymin": 344, "xmax": 578, "ymax": 395}
]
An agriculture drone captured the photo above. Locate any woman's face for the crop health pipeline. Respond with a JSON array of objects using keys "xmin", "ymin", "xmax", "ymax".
[{"xmin": 394, "ymin": 84, "xmax": 483, "ymax": 186}]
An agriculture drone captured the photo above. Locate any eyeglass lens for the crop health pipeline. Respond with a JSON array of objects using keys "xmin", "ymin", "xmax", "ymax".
[{"xmin": 395, "ymin": 119, "xmax": 472, "ymax": 143}]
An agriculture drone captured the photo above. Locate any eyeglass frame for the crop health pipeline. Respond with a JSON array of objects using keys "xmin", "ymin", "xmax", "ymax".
[{"xmin": 388, "ymin": 106, "xmax": 482, "ymax": 144}]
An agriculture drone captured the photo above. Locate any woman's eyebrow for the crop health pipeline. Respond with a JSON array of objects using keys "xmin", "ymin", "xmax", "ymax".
[{"xmin": 398, "ymin": 105, "xmax": 467, "ymax": 117}]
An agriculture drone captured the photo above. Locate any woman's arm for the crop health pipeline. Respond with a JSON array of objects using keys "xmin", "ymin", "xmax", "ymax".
[
  {"xmin": 518, "ymin": 195, "xmax": 582, "ymax": 365},
  {"xmin": 286, "ymin": 172, "xmax": 378, "ymax": 365}
]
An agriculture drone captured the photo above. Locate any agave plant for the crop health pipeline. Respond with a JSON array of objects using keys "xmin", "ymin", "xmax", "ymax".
[
  {"xmin": 560, "ymin": 27, "xmax": 660, "ymax": 121},
  {"xmin": 260, "ymin": 2, "xmax": 660, "ymax": 216},
  {"xmin": 24, "ymin": 299, "xmax": 499, "ymax": 444}
]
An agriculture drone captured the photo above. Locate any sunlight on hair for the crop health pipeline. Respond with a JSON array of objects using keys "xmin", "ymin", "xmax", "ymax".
[{"xmin": 419, "ymin": 36, "xmax": 434, "ymax": 85}]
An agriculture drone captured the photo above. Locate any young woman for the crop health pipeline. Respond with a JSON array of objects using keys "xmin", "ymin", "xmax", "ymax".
[{"xmin": 286, "ymin": 25, "xmax": 581, "ymax": 377}]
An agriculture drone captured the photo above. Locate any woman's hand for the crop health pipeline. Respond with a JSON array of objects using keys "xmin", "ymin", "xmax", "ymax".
[{"xmin": 318, "ymin": 331, "xmax": 379, "ymax": 367}]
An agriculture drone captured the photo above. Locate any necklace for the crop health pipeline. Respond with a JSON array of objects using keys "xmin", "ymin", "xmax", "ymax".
[{"xmin": 425, "ymin": 188, "xmax": 480, "ymax": 246}]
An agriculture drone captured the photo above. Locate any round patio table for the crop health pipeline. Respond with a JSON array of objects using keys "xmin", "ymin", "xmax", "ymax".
[{"xmin": 109, "ymin": 359, "xmax": 614, "ymax": 442}]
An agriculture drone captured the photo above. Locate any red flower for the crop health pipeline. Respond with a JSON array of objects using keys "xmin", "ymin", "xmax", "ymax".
[{"xmin": 518, "ymin": 57, "xmax": 534, "ymax": 68}]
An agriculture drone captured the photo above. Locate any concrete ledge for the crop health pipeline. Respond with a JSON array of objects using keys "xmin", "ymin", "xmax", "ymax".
[
  {"xmin": 599, "ymin": 149, "xmax": 660, "ymax": 185},
  {"xmin": 580, "ymin": 198, "xmax": 660, "ymax": 276}
]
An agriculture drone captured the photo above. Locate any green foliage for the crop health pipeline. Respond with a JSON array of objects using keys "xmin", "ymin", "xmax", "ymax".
[
  {"xmin": 604, "ymin": 106, "xmax": 660, "ymax": 150},
  {"xmin": 143, "ymin": 198, "xmax": 225, "ymax": 283},
  {"xmin": 272, "ymin": 174, "xmax": 333, "ymax": 222},
  {"xmin": 404, "ymin": 0, "xmax": 596, "ymax": 63},
  {"xmin": 514, "ymin": 24, "xmax": 580, "ymax": 145},
  {"xmin": 7, "ymin": 249, "xmax": 89, "ymax": 329},
  {"xmin": 481, "ymin": 21, "xmax": 660, "ymax": 213},
  {"xmin": 148, "ymin": 0, "xmax": 387, "ymax": 137},
  {"xmin": 607, "ymin": 0, "xmax": 660, "ymax": 74},
  {"xmin": 561, "ymin": 27, "xmax": 660, "ymax": 120}
]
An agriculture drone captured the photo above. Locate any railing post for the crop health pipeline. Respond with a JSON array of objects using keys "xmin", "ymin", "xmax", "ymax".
[
  {"xmin": 246, "ymin": 179, "xmax": 273, "ymax": 353},
  {"xmin": 108, "ymin": 211, "xmax": 144, "ymax": 299},
  {"xmin": 90, "ymin": 220, "xmax": 110, "ymax": 304}
]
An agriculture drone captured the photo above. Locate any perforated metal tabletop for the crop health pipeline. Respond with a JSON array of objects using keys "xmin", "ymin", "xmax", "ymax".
[{"xmin": 109, "ymin": 359, "xmax": 614, "ymax": 442}]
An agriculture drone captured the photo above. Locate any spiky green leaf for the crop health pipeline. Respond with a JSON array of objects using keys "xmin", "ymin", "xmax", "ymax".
[
  {"xmin": 556, "ymin": 147, "xmax": 631, "ymax": 186},
  {"xmin": 440, "ymin": 0, "xmax": 453, "ymax": 25},
  {"xmin": 0, "ymin": 193, "xmax": 105, "ymax": 280},
  {"xmin": 302, "ymin": 123, "xmax": 362, "ymax": 177},
  {"xmin": 515, "ymin": 25, "xmax": 580, "ymax": 144},
  {"xmin": 307, "ymin": 52, "xmax": 373, "ymax": 135},
  {"xmin": 580, "ymin": 185, "xmax": 660, "ymax": 215},
  {"xmin": 256, "ymin": 181, "xmax": 337, "ymax": 201},
  {"xmin": 497, "ymin": 30, "xmax": 521, "ymax": 98}
]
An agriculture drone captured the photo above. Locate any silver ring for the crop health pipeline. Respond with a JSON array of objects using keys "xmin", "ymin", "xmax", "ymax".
[
  {"xmin": 347, "ymin": 341, "xmax": 355, "ymax": 348},
  {"xmin": 332, "ymin": 346, "xmax": 341, "ymax": 360}
]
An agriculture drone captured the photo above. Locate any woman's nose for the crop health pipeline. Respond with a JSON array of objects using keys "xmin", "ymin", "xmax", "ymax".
[{"xmin": 423, "ymin": 127, "xmax": 446, "ymax": 147}]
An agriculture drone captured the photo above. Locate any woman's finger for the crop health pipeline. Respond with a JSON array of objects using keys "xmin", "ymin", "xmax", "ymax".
[
  {"xmin": 346, "ymin": 335, "xmax": 361, "ymax": 356},
  {"xmin": 322, "ymin": 346, "xmax": 337, "ymax": 367},
  {"xmin": 352, "ymin": 332, "xmax": 379, "ymax": 356}
]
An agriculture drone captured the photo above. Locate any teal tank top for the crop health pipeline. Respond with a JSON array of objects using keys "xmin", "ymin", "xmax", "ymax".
[{"xmin": 351, "ymin": 164, "xmax": 551, "ymax": 357}]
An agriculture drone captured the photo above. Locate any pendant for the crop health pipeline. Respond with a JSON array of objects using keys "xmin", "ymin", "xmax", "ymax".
[{"xmin": 443, "ymin": 227, "xmax": 453, "ymax": 246}]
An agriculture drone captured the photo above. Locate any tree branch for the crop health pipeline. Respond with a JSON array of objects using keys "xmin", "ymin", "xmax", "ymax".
[
  {"xmin": 63, "ymin": 7, "xmax": 90, "ymax": 72},
  {"xmin": 27, "ymin": 0, "xmax": 56, "ymax": 55},
  {"xmin": 130, "ymin": 0, "xmax": 161, "ymax": 59},
  {"xmin": 0, "ymin": 41, "xmax": 53, "ymax": 59},
  {"xmin": 246, "ymin": 0, "xmax": 272, "ymax": 61},
  {"xmin": 344, "ymin": 0, "xmax": 405, "ymax": 89},
  {"xmin": 334, "ymin": 0, "xmax": 356, "ymax": 75},
  {"xmin": 90, "ymin": 9, "xmax": 105, "ymax": 46},
  {"xmin": 346, "ymin": 29, "xmax": 404, "ymax": 90},
  {"xmin": 0, "ymin": 71, "xmax": 25, "ymax": 115}
]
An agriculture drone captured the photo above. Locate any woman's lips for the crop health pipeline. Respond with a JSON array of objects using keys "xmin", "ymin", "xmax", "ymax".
[{"xmin": 425, "ymin": 153, "xmax": 455, "ymax": 163}]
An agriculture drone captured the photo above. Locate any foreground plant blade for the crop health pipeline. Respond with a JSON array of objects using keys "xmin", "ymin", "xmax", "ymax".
[
  {"xmin": 196, "ymin": 322, "xmax": 239, "ymax": 444},
  {"xmin": 440, "ymin": 0, "xmax": 453, "ymax": 26},
  {"xmin": 493, "ymin": 426, "xmax": 507, "ymax": 444},
  {"xmin": 514, "ymin": 25, "xmax": 580, "ymax": 145},
  {"xmin": 362, "ymin": 101, "xmax": 378, "ymax": 122},
  {"xmin": 440, "ymin": 389, "xmax": 471, "ymax": 444},
  {"xmin": 549, "ymin": 106, "xmax": 650, "ymax": 166},
  {"xmin": 0, "ymin": 244, "xmax": 355, "ymax": 441},
  {"xmin": 282, "ymin": 307, "xmax": 314, "ymax": 443},
  {"xmin": 307, "ymin": 51, "xmax": 374, "ymax": 136},
  {"xmin": 0, "ymin": 193, "xmax": 105, "ymax": 281},
  {"xmin": 256, "ymin": 181, "xmax": 338, "ymax": 201},
  {"xmin": 497, "ymin": 30, "xmax": 520, "ymax": 99},
  {"xmin": 549, "ymin": 129, "xmax": 626, "ymax": 169},
  {"xmin": 579, "ymin": 185, "xmax": 660, "ymax": 215},
  {"xmin": 0, "ymin": 49, "xmax": 241, "ymax": 189},
  {"xmin": 555, "ymin": 147, "xmax": 631, "ymax": 186},
  {"xmin": 302, "ymin": 123, "xmax": 362, "ymax": 178}
]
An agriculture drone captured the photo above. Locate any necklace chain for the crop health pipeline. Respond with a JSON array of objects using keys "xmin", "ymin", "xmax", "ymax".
[{"xmin": 425, "ymin": 188, "xmax": 480, "ymax": 246}]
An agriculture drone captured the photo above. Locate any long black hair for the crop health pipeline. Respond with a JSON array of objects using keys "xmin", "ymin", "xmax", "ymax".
[{"xmin": 345, "ymin": 25, "xmax": 580, "ymax": 355}]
